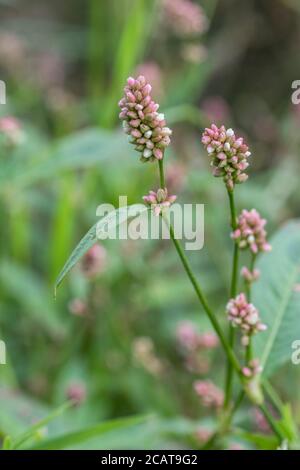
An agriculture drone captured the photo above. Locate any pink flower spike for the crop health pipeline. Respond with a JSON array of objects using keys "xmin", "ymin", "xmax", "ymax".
[
  {"xmin": 119, "ymin": 76, "xmax": 172, "ymax": 162},
  {"xmin": 226, "ymin": 293, "xmax": 267, "ymax": 345},
  {"xmin": 194, "ymin": 380, "xmax": 224, "ymax": 408},
  {"xmin": 232, "ymin": 209, "xmax": 271, "ymax": 254},
  {"xmin": 202, "ymin": 124, "xmax": 251, "ymax": 190}
]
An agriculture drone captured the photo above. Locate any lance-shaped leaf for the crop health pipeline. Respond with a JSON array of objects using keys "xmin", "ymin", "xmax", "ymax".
[
  {"xmin": 55, "ymin": 204, "xmax": 148, "ymax": 293},
  {"xmin": 253, "ymin": 220, "xmax": 300, "ymax": 377}
]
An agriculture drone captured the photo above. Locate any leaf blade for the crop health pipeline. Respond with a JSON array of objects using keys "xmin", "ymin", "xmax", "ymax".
[
  {"xmin": 55, "ymin": 204, "xmax": 148, "ymax": 292},
  {"xmin": 253, "ymin": 220, "xmax": 300, "ymax": 376}
]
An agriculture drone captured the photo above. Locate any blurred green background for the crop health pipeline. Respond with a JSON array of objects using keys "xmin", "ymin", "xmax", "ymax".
[{"xmin": 0, "ymin": 0, "xmax": 300, "ymax": 450}]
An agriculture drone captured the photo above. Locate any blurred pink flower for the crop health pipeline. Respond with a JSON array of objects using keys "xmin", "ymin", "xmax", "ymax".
[
  {"xmin": 80, "ymin": 244, "xmax": 106, "ymax": 278},
  {"xmin": 0, "ymin": 116, "xmax": 24, "ymax": 147},
  {"xmin": 136, "ymin": 62, "xmax": 163, "ymax": 97},
  {"xmin": 165, "ymin": 163, "xmax": 186, "ymax": 192},
  {"xmin": 68, "ymin": 298, "xmax": 88, "ymax": 317},
  {"xmin": 66, "ymin": 382, "xmax": 86, "ymax": 406},
  {"xmin": 198, "ymin": 332, "xmax": 219, "ymax": 349},
  {"xmin": 232, "ymin": 209, "xmax": 272, "ymax": 254},
  {"xmin": 0, "ymin": 32, "xmax": 26, "ymax": 72},
  {"xmin": 143, "ymin": 188, "xmax": 177, "ymax": 216},
  {"xmin": 163, "ymin": 0, "xmax": 208, "ymax": 37},
  {"xmin": 176, "ymin": 321, "xmax": 200, "ymax": 351},
  {"xmin": 33, "ymin": 52, "xmax": 65, "ymax": 89},
  {"xmin": 119, "ymin": 76, "xmax": 172, "ymax": 162},
  {"xmin": 202, "ymin": 124, "xmax": 251, "ymax": 191},
  {"xmin": 202, "ymin": 96, "xmax": 230, "ymax": 125},
  {"xmin": 253, "ymin": 408, "xmax": 271, "ymax": 433},
  {"xmin": 195, "ymin": 427, "xmax": 213, "ymax": 444},
  {"xmin": 194, "ymin": 380, "xmax": 224, "ymax": 408},
  {"xmin": 228, "ymin": 443, "xmax": 244, "ymax": 450}
]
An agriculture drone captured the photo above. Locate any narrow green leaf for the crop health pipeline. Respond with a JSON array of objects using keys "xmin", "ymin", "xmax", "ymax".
[
  {"xmin": 26, "ymin": 415, "xmax": 149, "ymax": 450},
  {"xmin": 233, "ymin": 429, "xmax": 278, "ymax": 450},
  {"xmin": 55, "ymin": 204, "xmax": 148, "ymax": 292},
  {"xmin": 12, "ymin": 402, "xmax": 72, "ymax": 450}
]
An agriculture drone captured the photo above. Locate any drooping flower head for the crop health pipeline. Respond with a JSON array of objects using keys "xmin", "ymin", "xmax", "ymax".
[
  {"xmin": 143, "ymin": 188, "xmax": 176, "ymax": 216},
  {"xmin": 119, "ymin": 76, "xmax": 172, "ymax": 162},
  {"xmin": 194, "ymin": 380, "xmax": 224, "ymax": 408},
  {"xmin": 226, "ymin": 293, "xmax": 267, "ymax": 346},
  {"xmin": 201, "ymin": 124, "xmax": 251, "ymax": 191},
  {"xmin": 163, "ymin": 0, "xmax": 208, "ymax": 37},
  {"xmin": 232, "ymin": 209, "xmax": 272, "ymax": 254}
]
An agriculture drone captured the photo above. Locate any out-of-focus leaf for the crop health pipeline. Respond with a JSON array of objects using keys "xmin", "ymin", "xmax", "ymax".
[
  {"xmin": 233, "ymin": 429, "xmax": 278, "ymax": 450},
  {"xmin": 25, "ymin": 415, "xmax": 150, "ymax": 450},
  {"xmin": 253, "ymin": 220, "xmax": 300, "ymax": 376},
  {"xmin": 0, "ymin": 261, "xmax": 65, "ymax": 337},
  {"xmin": 277, "ymin": 404, "xmax": 299, "ymax": 443},
  {"xmin": 0, "ymin": 387, "xmax": 50, "ymax": 437},
  {"xmin": 2, "ymin": 129, "xmax": 132, "ymax": 189},
  {"xmin": 55, "ymin": 204, "xmax": 149, "ymax": 292},
  {"xmin": 12, "ymin": 402, "xmax": 72, "ymax": 449}
]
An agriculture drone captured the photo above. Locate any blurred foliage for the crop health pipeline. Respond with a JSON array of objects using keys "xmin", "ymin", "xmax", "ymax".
[{"xmin": 0, "ymin": 0, "xmax": 300, "ymax": 449}]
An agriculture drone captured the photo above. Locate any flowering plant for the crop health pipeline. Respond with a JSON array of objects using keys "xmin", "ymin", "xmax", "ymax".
[{"xmin": 56, "ymin": 75, "xmax": 300, "ymax": 450}]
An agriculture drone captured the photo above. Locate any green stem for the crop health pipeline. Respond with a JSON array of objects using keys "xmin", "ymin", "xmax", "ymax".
[
  {"xmin": 168, "ymin": 222, "xmax": 241, "ymax": 376},
  {"xmin": 156, "ymin": 161, "xmax": 284, "ymax": 445},
  {"xmin": 201, "ymin": 391, "xmax": 245, "ymax": 450},
  {"xmin": 246, "ymin": 253, "xmax": 256, "ymax": 302},
  {"xmin": 224, "ymin": 189, "xmax": 239, "ymax": 409},
  {"xmin": 158, "ymin": 161, "xmax": 241, "ymax": 375},
  {"xmin": 246, "ymin": 339, "xmax": 253, "ymax": 363},
  {"xmin": 259, "ymin": 403, "xmax": 285, "ymax": 442},
  {"xmin": 158, "ymin": 159, "xmax": 165, "ymax": 188},
  {"xmin": 262, "ymin": 379, "xmax": 284, "ymax": 416},
  {"xmin": 244, "ymin": 254, "xmax": 256, "ymax": 364}
]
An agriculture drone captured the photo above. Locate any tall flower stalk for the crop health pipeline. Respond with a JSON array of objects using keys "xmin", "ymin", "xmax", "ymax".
[
  {"xmin": 119, "ymin": 76, "xmax": 286, "ymax": 446},
  {"xmin": 224, "ymin": 189, "xmax": 239, "ymax": 410}
]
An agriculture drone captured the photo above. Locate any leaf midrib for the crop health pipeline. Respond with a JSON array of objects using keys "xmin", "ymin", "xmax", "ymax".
[{"xmin": 261, "ymin": 265, "xmax": 299, "ymax": 370}]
